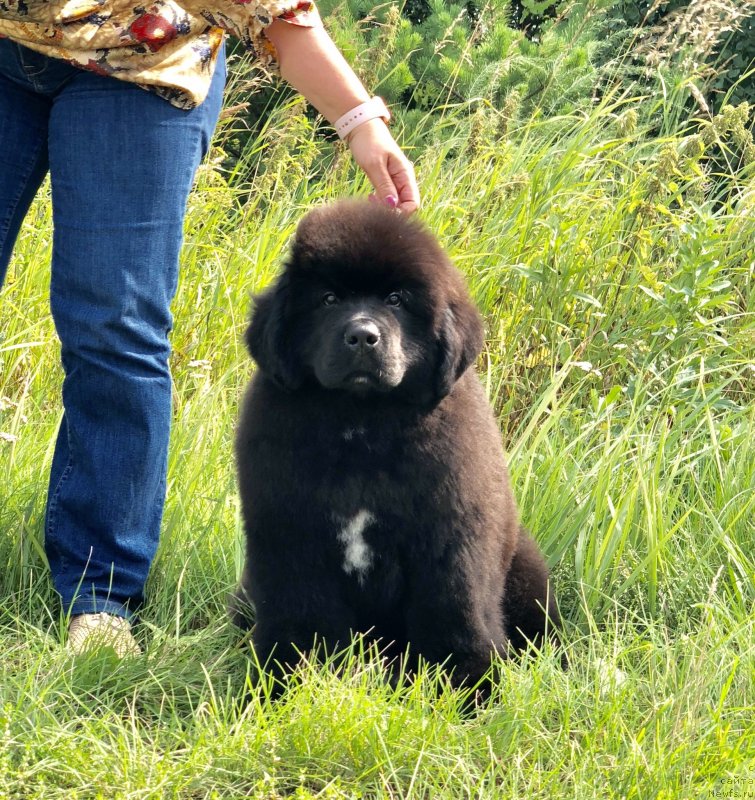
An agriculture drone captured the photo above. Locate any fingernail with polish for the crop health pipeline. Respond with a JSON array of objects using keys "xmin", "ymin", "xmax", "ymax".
[{"xmin": 384, "ymin": 195, "xmax": 398, "ymax": 209}]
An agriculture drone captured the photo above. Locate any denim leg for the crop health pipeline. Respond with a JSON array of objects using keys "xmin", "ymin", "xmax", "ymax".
[
  {"xmin": 0, "ymin": 42, "xmax": 51, "ymax": 284},
  {"xmin": 44, "ymin": 56, "xmax": 225, "ymax": 618}
]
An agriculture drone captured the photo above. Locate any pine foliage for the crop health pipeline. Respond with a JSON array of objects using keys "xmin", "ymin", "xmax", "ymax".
[
  {"xmin": 218, "ymin": 0, "xmax": 753, "ymax": 200},
  {"xmin": 319, "ymin": 0, "xmax": 627, "ymax": 116}
]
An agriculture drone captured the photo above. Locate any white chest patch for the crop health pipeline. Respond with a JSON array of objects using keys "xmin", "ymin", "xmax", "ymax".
[{"xmin": 336, "ymin": 509, "xmax": 375, "ymax": 584}]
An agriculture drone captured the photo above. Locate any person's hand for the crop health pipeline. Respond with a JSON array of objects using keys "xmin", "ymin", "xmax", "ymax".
[
  {"xmin": 263, "ymin": 21, "xmax": 419, "ymax": 211},
  {"xmin": 346, "ymin": 119, "xmax": 420, "ymax": 214}
]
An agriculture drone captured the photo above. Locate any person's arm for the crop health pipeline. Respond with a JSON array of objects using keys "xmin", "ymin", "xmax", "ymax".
[{"xmin": 265, "ymin": 20, "xmax": 420, "ymax": 214}]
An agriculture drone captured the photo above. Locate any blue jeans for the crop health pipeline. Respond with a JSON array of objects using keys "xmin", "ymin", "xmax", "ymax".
[{"xmin": 0, "ymin": 39, "xmax": 225, "ymax": 619}]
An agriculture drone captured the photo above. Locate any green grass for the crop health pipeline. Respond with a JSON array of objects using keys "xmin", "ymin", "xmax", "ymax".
[{"xmin": 0, "ymin": 80, "xmax": 753, "ymax": 797}]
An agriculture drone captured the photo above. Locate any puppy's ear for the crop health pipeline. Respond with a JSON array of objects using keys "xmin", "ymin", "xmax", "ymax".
[
  {"xmin": 245, "ymin": 275, "xmax": 302, "ymax": 390},
  {"xmin": 435, "ymin": 298, "xmax": 484, "ymax": 400}
]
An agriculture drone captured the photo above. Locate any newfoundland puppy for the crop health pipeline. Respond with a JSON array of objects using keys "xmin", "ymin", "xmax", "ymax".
[{"xmin": 232, "ymin": 200, "xmax": 560, "ymax": 690}]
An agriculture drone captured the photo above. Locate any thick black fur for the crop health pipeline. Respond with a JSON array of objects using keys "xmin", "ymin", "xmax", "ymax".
[{"xmin": 233, "ymin": 200, "xmax": 560, "ymax": 690}]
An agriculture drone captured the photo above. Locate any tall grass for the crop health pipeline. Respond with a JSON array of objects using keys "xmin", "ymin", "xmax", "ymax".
[{"xmin": 0, "ymin": 54, "xmax": 753, "ymax": 797}]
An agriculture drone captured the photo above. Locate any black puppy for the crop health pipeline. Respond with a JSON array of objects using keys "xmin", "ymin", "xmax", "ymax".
[{"xmin": 232, "ymin": 200, "xmax": 560, "ymax": 689}]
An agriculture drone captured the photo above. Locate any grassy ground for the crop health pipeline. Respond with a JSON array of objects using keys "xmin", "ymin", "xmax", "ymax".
[{"xmin": 1, "ymin": 75, "xmax": 753, "ymax": 797}]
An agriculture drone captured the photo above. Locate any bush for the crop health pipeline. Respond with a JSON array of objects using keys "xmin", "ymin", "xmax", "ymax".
[
  {"xmin": 219, "ymin": 0, "xmax": 632, "ymax": 183},
  {"xmin": 611, "ymin": 1, "xmax": 755, "ymax": 108},
  {"xmin": 215, "ymin": 0, "xmax": 752, "ymax": 212}
]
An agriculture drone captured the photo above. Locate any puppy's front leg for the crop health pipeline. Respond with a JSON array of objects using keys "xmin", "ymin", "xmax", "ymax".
[
  {"xmin": 403, "ymin": 560, "xmax": 508, "ymax": 692},
  {"xmin": 249, "ymin": 583, "xmax": 356, "ymax": 695}
]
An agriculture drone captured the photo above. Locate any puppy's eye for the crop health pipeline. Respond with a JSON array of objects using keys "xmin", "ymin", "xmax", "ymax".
[
  {"xmin": 385, "ymin": 292, "xmax": 402, "ymax": 307},
  {"xmin": 322, "ymin": 292, "xmax": 339, "ymax": 306}
]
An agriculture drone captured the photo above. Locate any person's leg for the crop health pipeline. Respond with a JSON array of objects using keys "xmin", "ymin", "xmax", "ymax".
[
  {"xmin": 0, "ymin": 40, "xmax": 52, "ymax": 285},
  {"xmin": 44, "ymin": 52, "xmax": 225, "ymax": 619}
]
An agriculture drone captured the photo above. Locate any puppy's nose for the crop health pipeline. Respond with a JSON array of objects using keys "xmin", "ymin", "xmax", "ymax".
[{"xmin": 344, "ymin": 319, "xmax": 380, "ymax": 349}]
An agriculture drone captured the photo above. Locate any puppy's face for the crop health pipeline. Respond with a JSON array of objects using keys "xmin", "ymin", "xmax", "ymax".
[
  {"xmin": 290, "ymin": 275, "xmax": 428, "ymax": 395},
  {"xmin": 246, "ymin": 201, "xmax": 484, "ymax": 404}
]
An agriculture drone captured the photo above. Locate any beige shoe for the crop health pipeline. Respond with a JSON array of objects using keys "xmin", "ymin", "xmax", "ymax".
[{"xmin": 67, "ymin": 613, "xmax": 141, "ymax": 658}]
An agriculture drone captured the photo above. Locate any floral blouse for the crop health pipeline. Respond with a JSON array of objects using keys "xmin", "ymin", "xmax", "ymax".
[{"xmin": 0, "ymin": 0, "xmax": 321, "ymax": 108}]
